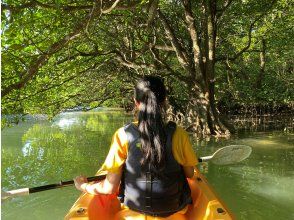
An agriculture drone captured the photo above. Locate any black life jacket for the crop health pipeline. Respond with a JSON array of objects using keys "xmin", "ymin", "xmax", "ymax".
[{"xmin": 118, "ymin": 122, "xmax": 192, "ymax": 217}]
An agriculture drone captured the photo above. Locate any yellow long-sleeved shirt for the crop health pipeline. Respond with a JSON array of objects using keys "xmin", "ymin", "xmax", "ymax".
[{"xmin": 101, "ymin": 123, "xmax": 198, "ymax": 173}]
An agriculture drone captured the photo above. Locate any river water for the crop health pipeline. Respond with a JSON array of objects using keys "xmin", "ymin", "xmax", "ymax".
[{"xmin": 1, "ymin": 110, "xmax": 294, "ymax": 220}]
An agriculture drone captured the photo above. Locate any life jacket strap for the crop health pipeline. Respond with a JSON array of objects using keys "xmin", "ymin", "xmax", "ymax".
[{"xmin": 145, "ymin": 171, "xmax": 152, "ymax": 208}]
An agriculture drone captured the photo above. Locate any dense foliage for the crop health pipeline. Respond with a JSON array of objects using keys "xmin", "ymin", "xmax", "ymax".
[{"xmin": 1, "ymin": 0, "xmax": 293, "ymax": 135}]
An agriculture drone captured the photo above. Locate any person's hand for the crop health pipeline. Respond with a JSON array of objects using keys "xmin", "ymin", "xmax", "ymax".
[{"xmin": 74, "ymin": 175, "xmax": 88, "ymax": 192}]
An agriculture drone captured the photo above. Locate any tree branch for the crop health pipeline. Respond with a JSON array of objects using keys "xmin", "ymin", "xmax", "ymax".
[
  {"xmin": 114, "ymin": 50, "xmax": 155, "ymax": 70},
  {"xmin": 154, "ymin": 44, "xmax": 174, "ymax": 51},
  {"xmin": 20, "ymin": 62, "xmax": 105, "ymax": 101},
  {"xmin": 55, "ymin": 49, "xmax": 115, "ymax": 65},
  {"xmin": 216, "ymin": 0, "xmax": 277, "ymax": 62},
  {"xmin": 181, "ymin": 0, "xmax": 204, "ymax": 74},
  {"xmin": 1, "ymin": 10, "xmax": 99, "ymax": 97},
  {"xmin": 216, "ymin": 0, "xmax": 233, "ymax": 19},
  {"xmin": 149, "ymin": 47, "xmax": 190, "ymax": 84},
  {"xmin": 158, "ymin": 9, "xmax": 192, "ymax": 73}
]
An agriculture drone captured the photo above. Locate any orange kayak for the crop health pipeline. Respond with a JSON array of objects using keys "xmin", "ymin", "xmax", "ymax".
[{"xmin": 65, "ymin": 168, "xmax": 234, "ymax": 220}]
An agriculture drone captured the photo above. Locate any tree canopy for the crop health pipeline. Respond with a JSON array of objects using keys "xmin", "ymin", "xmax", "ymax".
[{"xmin": 1, "ymin": 0, "xmax": 293, "ymax": 135}]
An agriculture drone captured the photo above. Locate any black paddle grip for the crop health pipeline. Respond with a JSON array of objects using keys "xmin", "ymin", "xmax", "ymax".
[{"xmin": 29, "ymin": 174, "xmax": 107, "ymax": 194}]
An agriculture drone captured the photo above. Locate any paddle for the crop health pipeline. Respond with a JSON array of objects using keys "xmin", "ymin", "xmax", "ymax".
[
  {"xmin": 198, "ymin": 145, "xmax": 252, "ymax": 165},
  {"xmin": 1, "ymin": 175, "xmax": 106, "ymax": 200},
  {"xmin": 2, "ymin": 145, "xmax": 251, "ymax": 200}
]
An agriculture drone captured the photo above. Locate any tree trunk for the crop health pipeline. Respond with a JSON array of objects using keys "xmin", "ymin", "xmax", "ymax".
[
  {"xmin": 185, "ymin": 84, "xmax": 232, "ymax": 137},
  {"xmin": 197, "ymin": 0, "xmax": 232, "ymax": 136},
  {"xmin": 256, "ymin": 38, "xmax": 266, "ymax": 88},
  {"xmin": 164, "ymin": 0, "xmax": 234, "ymax": 137}
]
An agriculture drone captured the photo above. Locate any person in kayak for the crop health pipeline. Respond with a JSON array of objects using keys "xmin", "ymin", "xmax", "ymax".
[{"xmin": 74, "ymin": 76, "xmax": 198, "ymax": 218}]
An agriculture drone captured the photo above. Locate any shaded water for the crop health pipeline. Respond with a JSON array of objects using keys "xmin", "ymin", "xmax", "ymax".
[{"xmin": 1, "ymin": 110, "xmax": 294, "ymax": 220}]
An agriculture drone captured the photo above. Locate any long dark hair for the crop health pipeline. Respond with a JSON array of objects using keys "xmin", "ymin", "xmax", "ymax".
[{"xmin": 135, "ymin": 76, "xmax": 167, "ymax": 174}]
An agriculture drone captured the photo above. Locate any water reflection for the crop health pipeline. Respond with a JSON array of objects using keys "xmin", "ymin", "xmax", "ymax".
[
  {"xmin": 54, "ymin": 118, "xmax": 80, "ymax": 130},
  {"xmin": 1, "ymin": 111, "xmax": 132, "ymax": 220},
  {"xmin": 22, "ymin": 142, "xmax": 33, "ymax": 156},
  {"xmin": 240, "ymin": 138, "xmax": 294, "ymax": 149}
]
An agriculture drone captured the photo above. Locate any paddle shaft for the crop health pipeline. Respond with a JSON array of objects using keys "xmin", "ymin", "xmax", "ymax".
[
  {"xmin": 198, "ymin": 156, "xmax": 213, "ymax": 163},
  {"xmin": 2, "ymin": 175, "xmax": 107, "ymax": 199},
  {"xmin": 28, "ymin": 175, "xmax": 106, "ymax": 194}
]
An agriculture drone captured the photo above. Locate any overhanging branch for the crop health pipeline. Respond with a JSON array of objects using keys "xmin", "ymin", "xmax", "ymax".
[
  {"xmin": 216, "ymin": 0, "xmax": 277, "ymax": 62},
  {"xmin": 216, "ymin": 0, "xmax": 233, "ymax": 19},
  {"xmin": 114, "ymin": 50, "xmax": 155, "ymax": 70},
  {"xmin": 2, "ymin": 10, "xmax": 97, "ymax": 97},
  {"xmin": 158, "ymin": 9, "xmax": 192, "ymax": 73}
]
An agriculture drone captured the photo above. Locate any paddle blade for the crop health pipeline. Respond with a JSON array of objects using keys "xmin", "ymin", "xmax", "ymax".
[
  {"xmin": 1, "ymin": 188, "xmax": 29, "ymax": 200},
  {"xmin": 211, "ymin": 145, "xmax": 252, "ymax": 165}
]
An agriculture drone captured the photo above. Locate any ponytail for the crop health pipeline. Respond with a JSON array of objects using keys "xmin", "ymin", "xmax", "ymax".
[{"xmin": 135, "ymin": 76, "xmax": 167, "ymax": 175}]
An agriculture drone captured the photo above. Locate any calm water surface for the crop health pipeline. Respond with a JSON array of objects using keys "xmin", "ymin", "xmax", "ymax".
[{"xmin": 1, "ymin": 110, "xmax": 294, "ymax": 220}]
